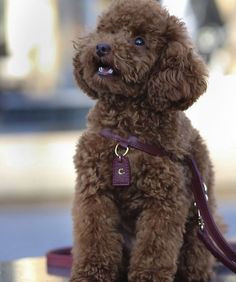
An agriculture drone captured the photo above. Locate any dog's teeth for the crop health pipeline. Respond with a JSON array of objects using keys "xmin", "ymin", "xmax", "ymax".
[{"xmin": 98, "ymin": 66, "xmax": 114, "ymax": 75}]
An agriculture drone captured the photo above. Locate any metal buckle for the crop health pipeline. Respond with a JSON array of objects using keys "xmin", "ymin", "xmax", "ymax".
[{"xmin": 197, "ymin": 209, "xmax": 205, "ymax": 231}]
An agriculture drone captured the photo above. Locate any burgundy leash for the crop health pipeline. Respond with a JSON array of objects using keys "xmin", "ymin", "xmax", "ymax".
[
  {"xmin": 47, "ymin": 129, "xmax": 236, "ymax": 273},
  {"xmin": 47, "ymin": 247, "xmax": 72, "ymax": 268},
  {"xmin": 188, "ymin": 158, "xmax": 236, "ymax": 273}
]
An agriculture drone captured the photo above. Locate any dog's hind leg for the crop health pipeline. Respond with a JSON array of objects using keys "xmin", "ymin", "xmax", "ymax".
[
  {"xmin": 174, "ymin": 134, "xmax": 217, "ymax": 282},
  {"xmin": 174, "ymin": 216, "xmax": 215, "ymax": 282}
]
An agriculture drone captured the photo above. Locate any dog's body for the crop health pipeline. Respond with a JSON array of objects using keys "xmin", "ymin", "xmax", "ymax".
[{"xmin": 71, "ymin": 1, "xmax": 217, "ymax": 281}]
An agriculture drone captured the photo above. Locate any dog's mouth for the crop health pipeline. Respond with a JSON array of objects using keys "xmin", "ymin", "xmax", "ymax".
[
  {"xmin": 98, "ymin": 65, "xmax": 115, "ymax": 76},
  {"xmin": 96, "ymin": 60, "xmax": 119, "ymax": 77}
]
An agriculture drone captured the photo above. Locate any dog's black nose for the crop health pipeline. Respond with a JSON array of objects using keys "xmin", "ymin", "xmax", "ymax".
[{"xmin": 96, "ymin": 43, "xmax": 111, "ymax": 57}]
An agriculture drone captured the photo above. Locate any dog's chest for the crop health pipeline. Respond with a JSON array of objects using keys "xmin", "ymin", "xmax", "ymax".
[
  {"xmin": 78, "ymin": 133, "xmax": 185, "ymax": 203},
  {"xmin": 103, "ymin": 148, "xmax": 183, "ymax": 204}
]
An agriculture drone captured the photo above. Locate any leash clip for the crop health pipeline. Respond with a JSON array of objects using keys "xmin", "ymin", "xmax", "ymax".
[
  {"xmin": 194, "ymin": 182, "xmax": 208, "ymax": 232},
  {"xmin": 115, "ymin": 144, "xmax": 129, "ymax": 158}
]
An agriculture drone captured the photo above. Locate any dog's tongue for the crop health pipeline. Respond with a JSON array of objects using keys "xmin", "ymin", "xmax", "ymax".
[{"xmin": 98, "ymin": 66, "xmax": 114, "ymax": 76}]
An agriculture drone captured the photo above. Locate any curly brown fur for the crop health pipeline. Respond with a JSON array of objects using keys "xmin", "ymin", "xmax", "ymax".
[{"xmin": 71, "ymin": 0, "xmax": 219, "ymax": 281}]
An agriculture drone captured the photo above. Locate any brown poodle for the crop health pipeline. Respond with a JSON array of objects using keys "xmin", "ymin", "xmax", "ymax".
[{"xmin": 71, "ymin": 0, "xmax": 217, "ymax": 281}]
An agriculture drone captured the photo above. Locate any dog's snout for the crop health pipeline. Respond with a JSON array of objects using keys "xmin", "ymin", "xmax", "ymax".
[{"xmin": 96, "ymin": 43, "xmax": 111, "ymax": 57}]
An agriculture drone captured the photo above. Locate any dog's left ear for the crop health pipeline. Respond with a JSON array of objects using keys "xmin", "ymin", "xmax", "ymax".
[{"xmin": 147, "ymin": 15, "xmax": 208, "ymax": 111}]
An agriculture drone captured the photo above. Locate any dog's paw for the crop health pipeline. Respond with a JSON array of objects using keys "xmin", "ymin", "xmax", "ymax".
[
  {"xmin": 175, "ymin": 280, "xmax": 211, "ymax": 282},
  {"xmin": 174, "ymin": 273, "xmax": 212, "ymax": 282},
  {"xmin": 70, "ymin": 277, "xmax": 92, "ymax": 282},
  {"xmin": 70, "ymin": 262, "xmax": 118, "ymax": 282},
  {"xmin": 128, "ymin": 270, "xmax": 172, "ymax": 282},
  {"xmin": 70, "ymin": 273, "xmax": 112, "ymax": 282}
]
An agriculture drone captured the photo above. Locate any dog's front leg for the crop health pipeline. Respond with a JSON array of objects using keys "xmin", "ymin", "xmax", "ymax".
[
  {"xmin": 128, "ymin": 199, "xmax": 188, "ymax": 282},
  {"xmin": 70, "ymin": 194, "xmax": 123, "ymax": 282}
]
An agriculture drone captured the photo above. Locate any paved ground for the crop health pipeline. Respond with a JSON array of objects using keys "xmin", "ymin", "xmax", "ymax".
[
  {"xmin": 1, "ymin": 257, "xmax": 236, "ymax": 282},
  {"xmin": 0, "ymin": 201, "xmax": 235, "ymax": 262}
]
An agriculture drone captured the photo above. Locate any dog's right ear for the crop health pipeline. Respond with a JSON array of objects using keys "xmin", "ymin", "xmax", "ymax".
[
  {"xmin": 73, "ymin": 40, "xmax": 98, "ymax": 99},
  {"xmin": 147, "ymin": 15, "xmax": 208, "ymax": 111}
]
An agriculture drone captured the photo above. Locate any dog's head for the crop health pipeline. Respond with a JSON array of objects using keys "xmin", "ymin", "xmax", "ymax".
[{"xmin": 73, "ymin": 0, "xmax": 208, "ymax": 111}]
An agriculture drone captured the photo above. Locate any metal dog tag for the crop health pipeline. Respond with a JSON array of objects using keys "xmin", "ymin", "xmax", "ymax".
[{"xmin": 112, "ymin": 156, "xmax": 131, "ymax": 186}]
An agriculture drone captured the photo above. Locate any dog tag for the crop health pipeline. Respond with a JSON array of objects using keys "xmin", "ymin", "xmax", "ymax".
[{"xmin": 112, "ymin": 156, "xmax": 131, "ymax": 186}]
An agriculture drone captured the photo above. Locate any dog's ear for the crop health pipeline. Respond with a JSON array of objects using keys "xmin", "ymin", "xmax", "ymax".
[
  {"xmin": 73, "ymin": 39, "xmax": 99, "ymax": 100},
  {"xmin": 147, "ymin": 15, "xmax": 208, "ymax": 111}
]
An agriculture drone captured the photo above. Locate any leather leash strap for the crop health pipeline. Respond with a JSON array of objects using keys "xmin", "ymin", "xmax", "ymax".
[
  {"xmin": 188, "ymin": 158, "xmax": 236, "ymax": 273},
  {"xmin": 47, "ymin": 129, "xmax": 236, "ymax": 273},
  {"xmin": 47, "ymin": 247, "xmax": 72, "ymax": 268}
]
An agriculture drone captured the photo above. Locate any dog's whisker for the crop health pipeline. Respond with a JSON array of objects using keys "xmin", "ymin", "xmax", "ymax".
[{"xmin": 114, "ymin": 53, "xmax": 134, "ymax": 64}]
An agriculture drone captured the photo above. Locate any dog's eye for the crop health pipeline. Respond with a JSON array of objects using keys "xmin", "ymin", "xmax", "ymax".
[{"xmin": 134, "ymin": 37, "xmax": 145, "ymax": 46}]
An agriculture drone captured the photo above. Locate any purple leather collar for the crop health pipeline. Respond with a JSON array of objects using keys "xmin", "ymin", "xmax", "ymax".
[{"xmin": 100, "ymin": 128, "xmax": 177, "ymax": 160}]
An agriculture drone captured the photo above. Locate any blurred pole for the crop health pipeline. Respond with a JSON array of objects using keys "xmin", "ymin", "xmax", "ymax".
[
  {"xmin": 191, "ymin": 0, "xmax": 226, "ymax": 62},
  {"xmin": 0, "ymin": 0, "xmax": 7, "ymax": 58}
]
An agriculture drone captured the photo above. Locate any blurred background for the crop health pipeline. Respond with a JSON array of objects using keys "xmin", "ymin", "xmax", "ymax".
[{"xmin": 0, "ymin": 0, "xmax": 235, "ymax": 262}]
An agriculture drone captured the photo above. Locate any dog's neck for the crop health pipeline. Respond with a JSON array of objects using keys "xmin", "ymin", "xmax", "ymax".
[{"xmin": 87, "ymin": 99, "xmax": 183, "ymax": 146}]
